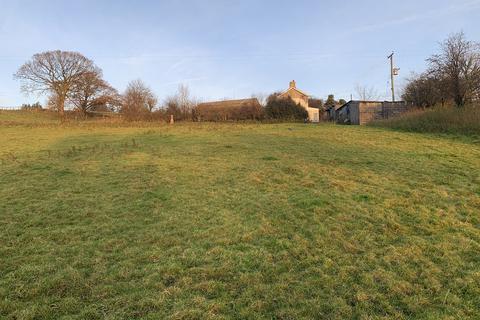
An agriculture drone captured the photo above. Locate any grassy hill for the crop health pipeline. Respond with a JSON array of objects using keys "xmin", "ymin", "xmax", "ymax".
[{"xmin": 1, "ymin": 112, "xmax": 479, "ymax": 319}]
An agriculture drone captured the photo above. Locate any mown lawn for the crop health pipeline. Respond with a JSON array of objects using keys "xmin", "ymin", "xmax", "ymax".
[{"xmin": 1, "ymin": 112, "xmax": 479, "ymax": 319}]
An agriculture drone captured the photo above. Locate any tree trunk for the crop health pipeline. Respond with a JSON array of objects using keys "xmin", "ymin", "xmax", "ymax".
[
  {"xmin": 58, "ymin": 94, "xmax": 66, "ymax": 118},
  {"xmin": 455, "ymin": 94, "xmax": 464, "ymax": 107}
]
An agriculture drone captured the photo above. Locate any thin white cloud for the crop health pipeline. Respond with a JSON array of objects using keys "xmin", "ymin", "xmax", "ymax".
[
  {"xmin": 346, "ymin": 0, "xmax": 480, "ymax": 35},
  {"xmin": 160, "ymin": 77, "xmax": 208, "ymax": 87},
  {"xmin": 167, "ymin": 59, "xmax": 189, "ymax": 73}
]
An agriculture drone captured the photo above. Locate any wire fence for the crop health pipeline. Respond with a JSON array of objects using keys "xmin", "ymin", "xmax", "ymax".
[{"xmin": 0, "ymin": 106, "xmax": 21, "ymax": 110}]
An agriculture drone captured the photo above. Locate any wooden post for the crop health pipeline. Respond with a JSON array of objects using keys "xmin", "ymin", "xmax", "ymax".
[{"xmin": 170, "ymin": 114, "xmax": 174, "ymax": 124}]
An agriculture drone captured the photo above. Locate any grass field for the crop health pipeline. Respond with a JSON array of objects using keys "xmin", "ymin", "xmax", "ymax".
[{"xmin": 1, "ymin": 111, "xmax": 480, "ymax": 319}]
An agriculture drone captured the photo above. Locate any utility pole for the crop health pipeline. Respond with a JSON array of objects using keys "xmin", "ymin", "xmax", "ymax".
[{"xmin": 387, "ymin": 52, "xmax": 400, "ymax": 102}]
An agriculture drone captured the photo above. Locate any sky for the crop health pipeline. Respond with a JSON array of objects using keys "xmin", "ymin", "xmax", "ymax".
[{"xmin": 1, "ymin": 0, "xmax": 480, "ymax": 106}]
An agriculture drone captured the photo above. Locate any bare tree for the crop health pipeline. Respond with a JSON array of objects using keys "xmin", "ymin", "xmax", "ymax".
[
  {"xmin": 164, "ymin": 84, "xmax": 197, "ymax": 121},
  {"xmin": 177, "ymin": 84, "xmax": 195, "ymax": 118},
  {"xmin": 121, "ymin": 79, "xmax": 157, "ymax": 120},
  {"xmin": 68, "ymin": 68, "xmax": 119, "ymax": 116},
  {"xmin": 251, "ymin": 92, "xmax": 268, "ymax": 107},
  {"xmin": 46, "ymin": 93, "xmax": 60, "ymax": 111},
  {"xmin": 14, "ymin": 50, "xmax": 97, "ymax": 117},
  {"xmin": 145, "ymin": 93, "xmax": 158, "ymax": 113},
  {"xmin": 427, "ymin": 32, "xmax": 480, "ymax": 107},
  {"xmin": 355, "ymin": 84, "xmax": 380, "ymax": 101},
  {"xmin": 402, "ymin": 72, "xmax": 445, "ymax": 107}
]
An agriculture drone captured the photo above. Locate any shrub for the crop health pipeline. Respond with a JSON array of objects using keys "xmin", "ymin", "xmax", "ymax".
[
  {"xmin": 21, "ymin": 102, "xmax": 43, "ymax": 111},
  {"xmin": 163, "ymin": 84, "xmax": 197, "ymax": 121},
  {"xmin": 264, "ymin": 94, "xmax": 308, "ymax": 121}
]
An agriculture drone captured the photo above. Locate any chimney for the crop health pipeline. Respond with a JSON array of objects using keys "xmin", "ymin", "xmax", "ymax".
[{"xmin": 289, "ymin": 80, "xmax": 296, "ymax": 89}]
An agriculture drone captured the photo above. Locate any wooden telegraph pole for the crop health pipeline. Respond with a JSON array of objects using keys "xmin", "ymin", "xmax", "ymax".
[{"xmin": 387, "ymin": 52, "xmax": 400, "ymax": 102}]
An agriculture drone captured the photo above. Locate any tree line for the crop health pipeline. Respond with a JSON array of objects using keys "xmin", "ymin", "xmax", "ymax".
[
  {"xmin": 402, "ymin": 32, "xmax": 480, "ymax": 108},
  {"xmin": 13, "ymin": 50, "xmax": 196, "ymax": 121},
  {"xmin": 14, "ymin": 50, "xmax": 347, "ymax": 122}
]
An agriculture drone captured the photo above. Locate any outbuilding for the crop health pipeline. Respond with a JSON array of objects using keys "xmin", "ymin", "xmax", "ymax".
[{"xmin": 335, "ymin": 100, "xmax": 409, "ymax": 125}]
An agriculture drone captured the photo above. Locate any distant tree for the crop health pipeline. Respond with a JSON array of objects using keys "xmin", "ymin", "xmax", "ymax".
[
  {"xmin": 178, "ymin": 84, "xmax": 195, "ymax": 118},
  {"xmin": 265, "ymin": 93, "xmax": 308, "ymax": 121},
  {"xmin": 68, "ymin": 69, "xmax": 119, "ymax": 116},
  {"xmin": 14, "ymin": 50, "xmax": 98, "ymax": 117},
  {"xmin": 355, "ymin": 85, "xmax": 380, "ymax": 101},
  {"xmin": 402, "ymin": 72, "xmax": 445, "ymax": 107},
  {"xmin": 251, "ymin": 92, "xmax": 268, "ymax": 106},
  {"xmin": 338, "ymin": 99, "xmax": 347, "ymax": 105},
  {"xmin": 324, "ymin": 94, "xmax": 336, "ymax": 108},
  {"xmin": 164, "ymin": 96, "xmax": 182, "ymax": 120},
  {"xmin": 146, "ymin": 94, "xmax": 158, "ymax": 113},
  {"xmin": 46, "ymin": 94, "xmax": 60, "ymax": 111},
  {"xmin": 427, "ymin": 32, "xmax": 480, "ymax": 107},
  {"xmin": 121, "ymin": 79, "xmax": 157, "ymax": 121},
  {"xmin": 21, "ymin": 102, "xmax": 42, "ymax": 111},
  {"xmin": 164, "ymin": 84, "xmax": 197, "ymax": 121}
]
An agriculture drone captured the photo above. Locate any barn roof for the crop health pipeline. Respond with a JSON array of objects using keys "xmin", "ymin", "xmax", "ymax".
[
  {"xmin": 196, "ymin": 98, "xmax": 260, "ymax": 109},
  {"xmin": 335, "ymin": 100, "xmax": 405, "ymax": 112}
]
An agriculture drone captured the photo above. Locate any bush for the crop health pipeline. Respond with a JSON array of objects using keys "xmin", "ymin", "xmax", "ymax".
[
  {"xmin": 371, "ymin": 104, "xmax": 480, "ymax": 136},
  {"xmin": 21, "ymin": 102, "xmax": 43, "ymax": 111},
  {"xmin": 264, "ymin": 95, "xmax": 308, "ymax": 121},
  {"xmin": 164, "ymin": 98, "xmax": 192, "ymax": 121}
]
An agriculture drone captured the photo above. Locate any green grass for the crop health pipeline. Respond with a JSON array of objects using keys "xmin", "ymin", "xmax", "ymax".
[
  {"xmin": 1, "ymin": 112, "xmax": 480, "ymax": 319},
  {"xmin": 371, "ymin": 105, "xmax": 480, "ymax": 137}
]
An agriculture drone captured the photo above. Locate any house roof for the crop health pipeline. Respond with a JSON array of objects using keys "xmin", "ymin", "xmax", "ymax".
[
  {"xmin": 279, "ymin": 86, "xmax": 309, "ymax": 99},
  {"xmin": 196, "ymin": 98, "xmax": 260, "ymax": 109},
  {"xmin": 335, "ymin": 100, "xmax": 353, "ymax": 112},
  {"xmin": 326, "ymin": 104, "xmax": 344, "ymax": 111}
]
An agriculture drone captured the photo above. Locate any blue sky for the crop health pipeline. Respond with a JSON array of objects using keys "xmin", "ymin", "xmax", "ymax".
[{"xmin": 1, "ymin": 0, "xmax": 480, "ymax": 106}]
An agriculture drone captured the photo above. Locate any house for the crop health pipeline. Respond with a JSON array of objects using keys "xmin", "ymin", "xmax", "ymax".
[
  {"xmin": 279, "ymin": 80, "xmax": 320, "ymax": 122},
  {"xmin": 195, "ymin": 98, "xmax": 262, "ymax": 121},
  {"xmin": 335, "ymin": 100, "xmax": 409, "ymax": 125}
]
